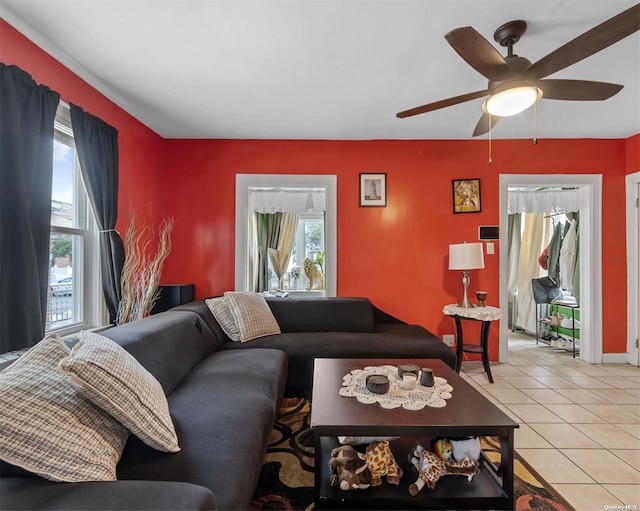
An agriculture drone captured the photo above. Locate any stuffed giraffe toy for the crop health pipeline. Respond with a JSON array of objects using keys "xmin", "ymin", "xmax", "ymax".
[
  {"xmin": 408, "ymin": 443, "xmax": 478, "ymax": 496},
  {"xmin": 358, "ymin": 440, "xmax": 403, "ymax": 487}
]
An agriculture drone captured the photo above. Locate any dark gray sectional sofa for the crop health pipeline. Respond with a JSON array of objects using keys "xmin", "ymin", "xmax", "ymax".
[
  {"xmin": 1, "ymin": 296, "xmax": 456, "ymax": 510},
  {"xmin": 177, "ymin": 297, "xmax": 457, "ymax": 392}
]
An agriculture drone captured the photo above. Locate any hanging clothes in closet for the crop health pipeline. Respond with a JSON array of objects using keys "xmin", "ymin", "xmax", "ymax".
[
  {"xmin": 559, "ymin": 219, "xmax": 578, "ymax": 293},
  {"xmin": 546, "ymin": 221, "xmax": 564, "ymax": 283}
]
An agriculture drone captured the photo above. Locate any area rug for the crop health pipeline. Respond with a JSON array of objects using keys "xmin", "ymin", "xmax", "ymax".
[{"xmin": 250, "ymin": 397, "xmax": 575, "ymax": 511}]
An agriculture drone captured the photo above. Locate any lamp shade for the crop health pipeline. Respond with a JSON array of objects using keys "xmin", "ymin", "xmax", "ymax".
[{"xmin": 449, "ymin": 242, "xmax": 485, "ymax": 270}]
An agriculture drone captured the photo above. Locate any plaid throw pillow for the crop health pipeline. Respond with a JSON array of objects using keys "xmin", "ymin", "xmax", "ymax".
[
  {"xmin": 206, "ymin": 297, "xmax": 241, "ymax": 342},
  {"xmin": 223, "ymin": 292, "xmax": 281, "ymax": 342},
  {"xmin": 0, "ymin": 334, "xmax": 129, "ymax": 482},
  {"xmin": 59, "ymin": 331, "xmax": 180, "ymax": 452}
]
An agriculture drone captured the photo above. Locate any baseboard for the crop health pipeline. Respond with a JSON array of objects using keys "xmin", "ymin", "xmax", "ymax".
[{"xmin": 601, "ymin": 352, "xmax": 631, "ymax": 364}]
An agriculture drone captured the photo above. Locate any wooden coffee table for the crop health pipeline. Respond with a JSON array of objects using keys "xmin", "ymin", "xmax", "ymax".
[{"xmin": 311, "ymin": 358, "xmax": 518, "ymax": 510}]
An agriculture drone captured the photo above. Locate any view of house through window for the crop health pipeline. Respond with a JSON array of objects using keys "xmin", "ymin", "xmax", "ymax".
[
  {"xmin": 267, "ymin": 213, "xmax": 325, "ymax": 291},
  {"xmin": 47, "ymin": 104, "xmax": 96, "ymax": 332}
]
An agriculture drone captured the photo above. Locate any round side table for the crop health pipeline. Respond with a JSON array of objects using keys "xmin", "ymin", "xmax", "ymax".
[{"xmin": 443, "ymin": 304, "xmax": 502, "ymax": 383}]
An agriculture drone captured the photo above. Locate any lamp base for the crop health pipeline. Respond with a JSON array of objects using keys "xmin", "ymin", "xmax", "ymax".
[{"xmin": 459, "ymin": 270, "xmax": 476, "ymax": 308}]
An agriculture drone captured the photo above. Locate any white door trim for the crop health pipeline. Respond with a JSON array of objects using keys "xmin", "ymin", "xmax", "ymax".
[
  {"xmin": 499, "ymin": 174, "xmax": 603, "ymax": 364},
  {"xmin": 626, "ymin": 172, "xmax": 640, "ymax": 366},
  {"xmin": 235, "ymin": 174, "xmax": 337, "ymax": 296}
]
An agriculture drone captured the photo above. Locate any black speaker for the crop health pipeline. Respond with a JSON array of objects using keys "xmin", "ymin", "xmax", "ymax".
[{"xmin": 151, "ymin": 284, "xmax": 195, "ymax": 314}]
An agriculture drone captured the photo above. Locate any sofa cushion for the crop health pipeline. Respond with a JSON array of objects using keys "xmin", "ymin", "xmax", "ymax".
[
  {"xmin": 223, "ymin": 292, "xmax": 281, "ymax": 342},
  {"xmin": 0, "ymin": 478, "xmax": 217, "ymax": 511},
  {"xmin": 101, "ymin": 311, "xmax": 218, "ymax": 395},
  {"xmin": 223, "ymin": 326, "xmax": 457, "ymax": 390},
  {"xmin": 117, "ymin": 348, "xmax": 288, "ymax": 511},
  {"xmin": 172, "ymin": 300, "xmax": 230, "ymax": 349},
  {"xmin": 205, "ymin": 297, "xmax": 240, "ymax": 342},
  {"xmin": 0, "ymin": 334, "xmax": 129, "ymax": 482},
  {"xmin": 266, "ymin": 297, "xmax": 376, "ymax": 333},
  {"xmin": 59, "ymin": 331, "xmax": 180, "ymax": 453}
]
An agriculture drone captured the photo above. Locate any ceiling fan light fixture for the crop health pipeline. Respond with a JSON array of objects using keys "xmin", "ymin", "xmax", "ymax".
[{"xmin": 483, "ymin": 86, "xmax": 542, "ymax": 117}]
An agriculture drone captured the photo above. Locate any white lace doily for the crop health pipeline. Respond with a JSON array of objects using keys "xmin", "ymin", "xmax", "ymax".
[
  {"xmin": 443, "ymin": 304, "xmax": 502, "ymax": 321},
  {"xmin": 339, "ymin": 365, "xmax": 453, "ymax": 410}
]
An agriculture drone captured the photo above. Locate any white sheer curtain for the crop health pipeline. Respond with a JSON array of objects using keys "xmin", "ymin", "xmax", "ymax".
[
  {"xmin": 508, "ymin": 189, "xmax": 581, "ymax": 214},
  {"xmin": 268, "ymin": 213, "xmax": 300, "ymax": 290},
  {"xmin": 516, "ymin": 213, "xmax": 553, "ymax": 332},
  {"xmin": 249, "ymin": 187, "xmax": 325, "ymax": 214}
]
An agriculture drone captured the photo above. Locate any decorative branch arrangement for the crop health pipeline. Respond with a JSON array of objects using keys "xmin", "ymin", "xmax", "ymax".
[{"xmin": 117, "ymin": 210, "xmax": 174, "ymax": 325}]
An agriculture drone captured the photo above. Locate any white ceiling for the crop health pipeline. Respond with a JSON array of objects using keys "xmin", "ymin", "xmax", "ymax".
[{"xmin": 1, "ymin": 0, "xmax": 639, "ymax": 140}]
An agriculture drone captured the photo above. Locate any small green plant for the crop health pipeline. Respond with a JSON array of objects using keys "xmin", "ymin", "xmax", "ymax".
[{"xmin": 314, "ymin": 252, "xmax": 325, "ymax": 273}]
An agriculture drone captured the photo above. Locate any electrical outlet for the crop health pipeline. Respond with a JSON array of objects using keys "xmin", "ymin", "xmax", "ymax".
[{"xmin": 443, "ymin": 334, "xmax": 455, "ymax": 347}]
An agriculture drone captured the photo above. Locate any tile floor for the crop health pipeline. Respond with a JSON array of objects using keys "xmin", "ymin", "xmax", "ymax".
[{"xmin": 459, "ymin": 332, "xmax": 639, "ymax": 511}]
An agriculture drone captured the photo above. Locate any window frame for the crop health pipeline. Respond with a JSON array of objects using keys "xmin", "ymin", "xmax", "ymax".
[
  {"xmin": 47, "ymin": 103, "xmax": 104, "ymax": 335},
  {"xmin": 235, "ymin": 174, "xmax": 337, "ymax": 296}
]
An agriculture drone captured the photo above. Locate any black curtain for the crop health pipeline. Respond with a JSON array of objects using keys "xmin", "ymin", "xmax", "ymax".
[
  {"xmin": 70, "ymin": 104, "xmax": 124, "ymax": 324},
  {"xmin": 0, "ymin": 63, "xmax": 60, "ymax": 353}
]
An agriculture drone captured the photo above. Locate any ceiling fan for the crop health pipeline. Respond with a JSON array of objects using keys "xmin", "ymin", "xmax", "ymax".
[{"xmin": 396, "ymin": 3, "xmax": 640, "ymax": 137}]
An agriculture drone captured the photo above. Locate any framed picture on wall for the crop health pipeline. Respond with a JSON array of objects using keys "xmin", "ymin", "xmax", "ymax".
[
  {"xmin": 360, "ymin": 173, "xmax": 387, "ymax": 207},
  {"xmin": 452, "ymin": 178, "xmax": 481, "ymax": 213}
]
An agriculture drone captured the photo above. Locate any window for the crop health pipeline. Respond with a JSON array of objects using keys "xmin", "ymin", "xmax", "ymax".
[
  {"xmin": 235, "ymin": 174, "xmax": 337, "ymax": 296},
  {"xmin": 47, "ymin": 104, "xmax": 101, "ymax": 333},
  {"xmin": 267, "ymin": 213, "xmax": 325, "ymax": 291}
]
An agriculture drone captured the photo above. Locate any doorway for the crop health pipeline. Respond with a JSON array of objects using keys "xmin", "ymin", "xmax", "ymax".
[
  {"xmin": 625, "ymin": 172, "xmax": 640, "ymax": 366},
  {"xmin": 499, "ymin": 175, "xmax": 603, "ymax": 364}
]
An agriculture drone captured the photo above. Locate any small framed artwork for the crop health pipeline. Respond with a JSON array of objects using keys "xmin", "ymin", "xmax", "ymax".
[
  {"xmin": 359, "ymin": 173, "xmax": 387, "ymax": 207},
  {"xmin": 452, "ymin": 178, "xmax": 481, "ymax": 213}
]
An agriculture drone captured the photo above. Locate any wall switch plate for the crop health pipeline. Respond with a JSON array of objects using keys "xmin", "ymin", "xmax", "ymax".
[
  {"xmin": 486, "ymin": 242, "xmax": 495, "ymax": 255},
  {"xmin": 443, "ymin": 334, "xmax": 455, "ymax": 347}
]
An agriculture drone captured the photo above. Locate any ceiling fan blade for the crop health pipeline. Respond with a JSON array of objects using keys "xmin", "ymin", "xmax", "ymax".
[
  {"xmin": 526, "ymin": 3, "xmax": 640, "ymax": 79},
  {"xmin": 472, "ymin": 112, "xmax": 500, "ymax": 137},
  {"xmin": 396, "ymin": 89, "xmax": 489, "ymax": 118},
  {"xmin": 445, "ymin": 26, "xmax": 512, "ymax": 81},
  {"xmin": 537, "ymin": 79, "xmax": 623, "ymax": 100}
]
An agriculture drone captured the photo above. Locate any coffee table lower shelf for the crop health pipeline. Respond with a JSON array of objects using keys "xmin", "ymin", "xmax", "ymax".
[{"xmin": 315, "ymin": 436, "xmax": 509, "ymax": 510}]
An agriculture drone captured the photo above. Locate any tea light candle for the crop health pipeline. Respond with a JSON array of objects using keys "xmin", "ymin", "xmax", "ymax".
[{"xmin": 402, "ymin": 373, "xmax": 417, "ymax": 390}]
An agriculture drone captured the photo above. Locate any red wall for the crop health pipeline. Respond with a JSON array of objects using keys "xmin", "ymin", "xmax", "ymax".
[
  {"xmin": 2, "ymin": 18, "xmax": 633, "ymax": 358},
  {"xmin": 159, "ymin": 138, "xmax": 629, "ymax": 357}
]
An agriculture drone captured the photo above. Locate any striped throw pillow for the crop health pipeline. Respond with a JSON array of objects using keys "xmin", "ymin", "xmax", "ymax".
[
  {"xmin": 0, "ymin": 334, "xmax": 129, "ymax": 482},
  {"xmin": 223, "ymin": 292, "xmax": 281, "ymax": 342},
  {"xmin": 59, "ymin": 331, "xmax": 180, "ymax": 453}
]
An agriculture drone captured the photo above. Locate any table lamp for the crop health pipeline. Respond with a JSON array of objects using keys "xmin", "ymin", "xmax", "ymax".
[{"xmin": 449, "ymin": 242, "xmax": 485, "ymax": 308}]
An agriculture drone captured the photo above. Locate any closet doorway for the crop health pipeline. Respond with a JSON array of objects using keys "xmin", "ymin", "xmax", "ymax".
[{"xmin": 498, "ymin": 175, "xmax": 603, "ymax": 364}]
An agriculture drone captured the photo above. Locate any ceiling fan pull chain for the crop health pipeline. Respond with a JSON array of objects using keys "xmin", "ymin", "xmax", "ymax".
[
  {"xmin": 533, "ymin": 101, "xmax": 538, "ymax": 145},
  {"xmin": 488, "ymin": 115, "xmax": 493, "ymax": 165}
]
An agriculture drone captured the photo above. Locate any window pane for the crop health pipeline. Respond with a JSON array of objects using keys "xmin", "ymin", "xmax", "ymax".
[
  {"xmin": 304, "ymin": 220, "xmax": 324, "ymax": 261},
  {"xmin": 267, "ymin": 215, "xmax": 325, "ymax": 291},
  {"xmin": 47, "ymin": 233, "xmax": 82, "ymax": 330},
  {"xmin": 52, "ymin": 133, "xmax": 82, "ymax": 228}
]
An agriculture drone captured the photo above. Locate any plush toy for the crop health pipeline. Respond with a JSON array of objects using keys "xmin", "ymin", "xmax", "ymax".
[
  {"xmin": 328, "ymin": 445, "xmax": 371, "ymax": 491},
  {"xmin": 431, "ymin": 438, "xmax": 453, "ymax": 461},
  {"xmin": 358, "ymin": 439, "xmax": 403, "ymax": 487},
  {"xmin": 449, "ymin": 436, "xmax": 482, "ymax": 462},
  {"xmin": 408, "ymin": 443, "xmax": 478, "ymax": 496}
]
